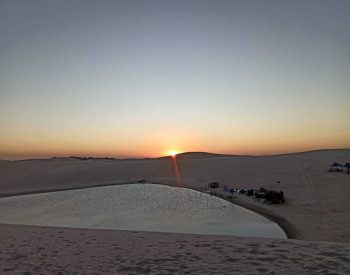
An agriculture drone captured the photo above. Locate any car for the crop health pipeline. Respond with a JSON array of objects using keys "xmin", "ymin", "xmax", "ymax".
[
  {"xmin": 255, "ymin": 187, "xmax": 284, "ymax": 203},
  {"xmin": 137, "ymin": 178, "xmax": 146, "ymax": 183}
]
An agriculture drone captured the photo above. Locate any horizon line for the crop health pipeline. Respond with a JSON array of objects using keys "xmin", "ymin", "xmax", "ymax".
[{"xmin": 1, "ymin": 148, "xmax": 349, "ymax": 162}]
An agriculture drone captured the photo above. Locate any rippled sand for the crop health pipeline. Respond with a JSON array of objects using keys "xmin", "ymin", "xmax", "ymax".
[{"xmin": 1, "ymin": 224, "xmax": 349, "ymax": 274}]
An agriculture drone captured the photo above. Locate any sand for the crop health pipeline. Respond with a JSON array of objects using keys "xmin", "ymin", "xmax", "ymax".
[
  {"xmin": 1, "ymin": 224, "xmax": 349, "ymax": 274},
  {"xmin": 1, "ymin": 149, "xmax": 349, "ymax": 242},
  {"xmin": 1, "ymin": 149, "xmax": 350, "ymax": 273},
  {"xmin": 0, "ymin": 184, "xmax": 286, "ymax": 238}
]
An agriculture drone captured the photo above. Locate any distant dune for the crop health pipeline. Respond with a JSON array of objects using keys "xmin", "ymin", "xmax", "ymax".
[
  {"xmin": 154, "ymin": 151, "xmax": 236, "ymax": 160},
  {"xmin": 173, "ymin": 151, "xmax": 237, "ymax": 159},
  {"xmin": 3, "ymin": 148, "xmax": 349, "ymax": 162}
]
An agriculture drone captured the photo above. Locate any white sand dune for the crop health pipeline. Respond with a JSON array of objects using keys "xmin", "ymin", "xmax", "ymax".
[
  {"xmin": 0, "ymin": 149, "xmax": 350, "ymax": 273},
  {"xmin": 1, "ymin": 224, "xmax": 349, "ymax": 274},
  {"xmin": 0, "ymin": 184, "xmax": 286, "ymax": 238},
  {"xmin": 1, "ymin": 149, "xmax": 349, "ymax": 242}
]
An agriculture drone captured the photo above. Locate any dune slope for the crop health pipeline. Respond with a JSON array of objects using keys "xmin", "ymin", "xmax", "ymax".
[{"xmin": 0, "ymin": 149, "xmax": 349, "ymax": 242}]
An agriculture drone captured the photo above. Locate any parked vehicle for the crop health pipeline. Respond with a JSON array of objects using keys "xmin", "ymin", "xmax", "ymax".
[
  {"xmin": 255, "ymin": 187, "xmax": 284, "ymax": 204},
  {"xmin": 208, "ymin": 182, "xmax": 219, "ymax": 188}
]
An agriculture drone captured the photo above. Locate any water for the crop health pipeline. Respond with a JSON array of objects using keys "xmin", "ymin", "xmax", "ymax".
[{"xmin": 0, "ymin": 184, "xmax": 286, "ymax": 238}]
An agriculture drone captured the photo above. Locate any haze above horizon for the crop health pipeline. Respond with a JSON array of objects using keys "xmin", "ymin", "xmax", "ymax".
[{"xmin": 1, "ymin": 0, "xmax": 349, "ymax": 160}]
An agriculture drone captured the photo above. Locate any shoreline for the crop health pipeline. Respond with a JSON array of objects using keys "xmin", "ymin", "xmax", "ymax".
[
  {"xmin": 0, "ymin": 181, "xmax": 292, "ymax": 239},
  {"xmin": 156, "ymin": 182, "xmax": 296, "ymax": 239}
]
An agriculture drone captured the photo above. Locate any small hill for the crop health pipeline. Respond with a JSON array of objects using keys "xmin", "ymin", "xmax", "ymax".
[
  {"xmin": 154, "ymin": 152, "xmax": 236, "ymax": 160},
  {"xmin": 175, "ymin": 152, "xmax": 236, "ymax": 159}
]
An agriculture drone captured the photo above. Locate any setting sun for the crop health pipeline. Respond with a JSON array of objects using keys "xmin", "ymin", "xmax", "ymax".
[{"xmin": 167, "ymin": 150, "xmax": 178, "ymax": 157}]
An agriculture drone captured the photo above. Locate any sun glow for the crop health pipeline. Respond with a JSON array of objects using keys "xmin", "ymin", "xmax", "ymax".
[{"xmin": 167, "ymin": 150, "xmax": 178, "ymax": 157}]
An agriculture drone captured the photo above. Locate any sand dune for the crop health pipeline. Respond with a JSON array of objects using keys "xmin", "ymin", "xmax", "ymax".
[
  {"xmin": 1, "ymin": 149, "xmax": 350, "ymax": 274},
  {"xmin": 1, "ymin": 149, "xmax": 349, "ymax": 242},
  {"xmin": 1, "ymin": 224, "xmax": 349, "ymax": 274}
]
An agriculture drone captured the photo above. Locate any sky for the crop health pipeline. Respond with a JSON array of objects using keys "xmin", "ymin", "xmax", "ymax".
[{"xmin": 0, "ymin": 0, "xmax": 349, "ymax": 160}]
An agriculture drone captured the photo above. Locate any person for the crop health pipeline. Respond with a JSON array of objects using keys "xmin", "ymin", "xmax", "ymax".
[{"xmin": 280, "ymin": 190, "xmax": 285, "ymax": 203}]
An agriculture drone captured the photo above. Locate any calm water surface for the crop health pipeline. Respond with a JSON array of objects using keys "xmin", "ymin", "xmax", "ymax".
[{"xmin": 0, "ymin": 184, "xmax": 286, "ymax": 238}]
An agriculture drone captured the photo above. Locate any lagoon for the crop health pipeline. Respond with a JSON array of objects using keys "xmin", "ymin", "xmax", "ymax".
[{"xmin": 0, "ymin": 184, "xmax": 286, "ymax": 238}]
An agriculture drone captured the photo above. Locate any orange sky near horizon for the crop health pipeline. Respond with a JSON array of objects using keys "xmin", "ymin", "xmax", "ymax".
[{"xmin": 1, "ymin": 124, "xmax": 349, "ymax": 160}]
